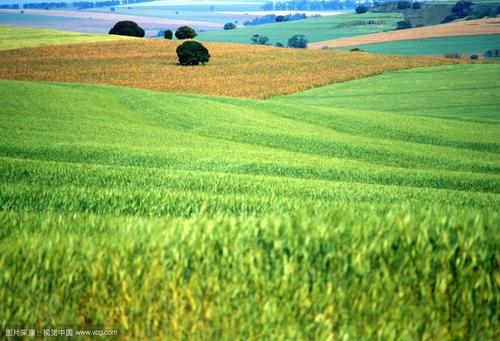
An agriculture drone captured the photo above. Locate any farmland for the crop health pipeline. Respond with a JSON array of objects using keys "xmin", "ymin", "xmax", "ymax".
[
  {"xmin": 309, "ymin": 17, "xmax": 500, "ymax": 49},
  {"xmin": 1, "ymin": 60, "xmax": 499, "ymax": 338},
  {"xmin": 0, "ymin": 25, "xmax": 133, "ymax": 50},
  {"xmin": 333, "ymin": 34, "xmax": 500, "ymax": 56},
  {"xmin": 198, "ymin": 12, "xmax": 403, "ymax": 45},
  {"xmin": 0, "ymin": 36, "xmax": 454, "ymax": 98}
]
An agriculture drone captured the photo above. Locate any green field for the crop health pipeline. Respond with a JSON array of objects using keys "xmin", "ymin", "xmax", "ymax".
[
  {"xmin": 198, "ymin": 12, "xmax": 403, "ymax": 45},
  {"xmin": 1, "ymin": 63, "xmax": 499, "ymax": 338},
  {"xmin": 0, "ymin": 25, "xmax": 133, "ymax": 50},
  {"xmin": 335, "ymin": 34, "xmax": 500, "ymax": 56}
]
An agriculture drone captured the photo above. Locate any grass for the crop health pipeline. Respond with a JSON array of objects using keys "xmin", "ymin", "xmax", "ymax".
[
  {"xmin": 0, "ymin": 25, "xmax": 133, "ymax": 51},
  {"xmin": 0, "ymin": 63, "xmax": 499, "ymax": 338},
  {"xmin": 334, "ymin": 34, "xmax": 500, "ymax": 56},
  {"xmin": 0, "ymin": 38, "xmax": 453, "ymax": 98},
  {"xmin": 198, "ymin": 12, "xmax": 403, "ymax": 45}
]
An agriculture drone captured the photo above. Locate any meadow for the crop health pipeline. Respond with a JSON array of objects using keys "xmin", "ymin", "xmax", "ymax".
[
  {"xmin": 333, "ymin": 34, "xmax": 500, "ymax": 56},
  {"xmin": 0, "ymin": 25, "xmax": 132, "ymax": 50},
  {"xmin": 198, "ymin": 12, "xmax": 403, "ymax": 45},
  {"xmin": 0, "ymin": 36, "xmax": 453, "ymax": 98},
  {"xmin": 0, "ymin": 61, "xmax": 499, "ymax": 338}
]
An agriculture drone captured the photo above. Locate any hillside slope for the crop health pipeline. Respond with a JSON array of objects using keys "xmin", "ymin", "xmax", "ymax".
[
  {"xmin": 0, "ymin": 38, "xmax": 453, "ymax": 98},
  {"xmin": 0, "ymin": 64, "xmax": 499, "ymax": 338},
  {"xmin": 198, "ymin": 12, "xmax": 403, "ymax": 45},
  {"xmin": 310, "ymin": 18, "xmax": 500, "ymax": 49},
  {"xmin": 332, "ymin": 34, "xmax": 500, "ymax": 56},
  {"xmin": 0, "ymin": 25, "xmax": 134, "ymax": 51}
]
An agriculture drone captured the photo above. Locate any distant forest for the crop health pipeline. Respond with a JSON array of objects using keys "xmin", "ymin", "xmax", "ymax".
[
  {"xmin": 0, "ymin": 0, "xmax": 148, "ymax": 9},
  {"xmin": 261, "ymin": 0, "xmax": 370, "ymax": 11}
]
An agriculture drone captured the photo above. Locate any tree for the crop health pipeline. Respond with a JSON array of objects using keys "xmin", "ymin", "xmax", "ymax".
[
  {"xmin": 397, "ymin": 1, "xmax": 411, "ymax": 10},
  {"xmin": 355, "ymin": 5, "xmax": 369, "ymax": 14},
  {"xmin": 470, "ymin": 54, "xmax": 478, "ymax": 60},
  {"xmin": 251, "ymin": 34, "xmax": 269, "ymax": 45},
  {"xmin": 275, "ymin": 15, "xmax": 287, "ymax": 22},
  {"xmin": 451, "ymin": 1, "xmax": 473, "ymax": 18},
  {"xmin": 176, "ymin": 41, "xmax": 210, "ymax": 66},
  {"xmin": 175, "ymin": 26, "xmax": 197, "ymax": 40},
  {"xmin": 109, "ymin": 21, "xmax": 145, "ymax": 38},
  {"xmin": 396, "ymin": 20, "xmax": 412, "ymax": 30},
  {"xmin": 287, "ymin": 35, "xmax": 308, "ymax": 48},
  {"xmin": 223, "ymin": 22, "xmax": 236, "ymax": 30},
  {"xmin": 164, "ymin": 29, "xmax": 173, "ymax": 40},
  {"xmin": 412, "ymin": 2, "xmax": 422, "ymax": 9}
]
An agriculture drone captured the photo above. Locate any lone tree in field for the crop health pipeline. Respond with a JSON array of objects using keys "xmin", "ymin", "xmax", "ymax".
[
  {"xmin": 109, "ymin": 21, "xmax": 145, "ymax": 37},
  {"xmin": 176, "ymin": 41, "xmax": 210, "ymax": 66},
  {"xmin": 175, "ymin": 26, "xmax": 197, "ymax": 39},
  {"xmin": 287, "ymin": 35, "xmax": 308, "ymax": 48},
  {"xmin": 223, "ymin": 22, "xmax": 236, "ymax": 30},
  {"xmin": 251, "ymin": 34, "xmax": 269, "ymax": 45},
  {"xmin": 355, "ymin": 5, "xmax": 369, "ymax": 14},
  {"xmin": 164, "ymin": 29, "xmax": 173, "ymax": 39},
  {"xmin": 396, "ymin": 20, "xmax": 412, "ymax": 30}
]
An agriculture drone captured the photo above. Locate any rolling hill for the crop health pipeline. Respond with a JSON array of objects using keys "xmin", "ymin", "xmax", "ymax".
[
  {"xmin": 0, "ymin": 25, "xmax": 133, "ymax": 51},
  {"xmin": 309, "ymin": 17, "xmax": 500, "ymax": 49},
  {"xmin": 1, "ymin": 62, "xmax": 499, "ymax": 338},
  {"xmin": 0, "ymin": 36, "xmax": 454, "ymax": 98},
  {"xmin": 198, "ymin": 12, "xmax": 403, "ymax": 45}
]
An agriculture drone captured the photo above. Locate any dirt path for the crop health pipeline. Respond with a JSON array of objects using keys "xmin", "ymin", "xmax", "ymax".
[{"xmin": 310, "ymin": 18, "xmax": 500, "ymax": 49}]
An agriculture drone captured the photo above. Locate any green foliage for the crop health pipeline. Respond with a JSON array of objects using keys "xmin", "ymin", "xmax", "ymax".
[
  {"xmin": 175, "ymin": 25, "xmax": 197, "ymax": 40},
  {"xmin": 223, "ymin": 22, "xmax": 236, "ymax": 30},
  {"xmin": 287, "ymin": 35, "xmax": 308, "ymax": 48},
  {"xmin": 470, "ymin": 54, "xmax": 479, "ymax": 60},
  {"xmin": 176, "ymin": 41, "xmax": 210, "ymax": 66},
  {"xmin": 356, "ymin": 5, "xmax": 369, "ymax": 14},
  {"xmin": 397, "ymin": 1, "xmax": 411, "ymax": 10},
  {"xmin": 484, "ymin": 48, "xmax": 500, "ymax": 58},
  {"xmin": 164, "ymin": 29, "xmax": 173, "ymax": 40},
  {"xmin": 251, "ymin": 34, "xmax": 269, "ymax": 45},
  {"xmin": 396, "ymin": 19, "xmax": 412, "ymax": 30},
  {"xmin": 0, "ymin": 64, "xmax": 499, "ymax": 338},
  {"xmin": 108, "ymin": 21, "xmax": 145, "ymax": 38},
  {"xmin": 412, "ymin": 2, "xmax": 422, "ymax": 9}
]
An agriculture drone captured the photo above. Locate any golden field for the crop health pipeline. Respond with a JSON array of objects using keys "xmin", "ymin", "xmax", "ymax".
[
  {"xmin": 0, "ymin": 39, "xmax": 454, "ymax": 98},
  {"xmin": 310, "ymin": 18, "xmax": 500, "ymax": 49}
]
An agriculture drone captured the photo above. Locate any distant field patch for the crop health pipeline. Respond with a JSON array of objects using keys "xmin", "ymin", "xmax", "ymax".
[
  {"xmin": 198, "ymin": 12, "xmax": 403, "ymax": 45},
  {"xmin": 310, "ymin": 18, "xmax": 500, "ymax": 49},
  {"xmin": 335, "ymin": 34, "xmax": 500, "ymax": 56},
  {"xmin": 0, "ymin": 25, "xmax": 133, "ymax": 50},
  {"xmin": 0, "ymin": 39, "xmax": 453, "ymax": 98}
]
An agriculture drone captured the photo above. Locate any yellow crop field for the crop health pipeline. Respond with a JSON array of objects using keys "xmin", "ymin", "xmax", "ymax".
[
  {"xmin": 0, "ymin": 39, "xmax": 454, "ymax": 98},
  {"xmin": 310, "ymin": 18, "xmax": 500, "ymax": 49}
]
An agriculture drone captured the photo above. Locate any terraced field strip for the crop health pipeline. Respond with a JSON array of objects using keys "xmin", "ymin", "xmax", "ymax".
[
  {"xmin": 310, "ymin": 18, "xmax": 500, "ymax": 49},
  {"xmin": 0, "ymin": 25, "xmax": 134, "ymax": 51},
  {"xmin": 0, "ymin": 38, "xmax": 454, "ymax": 98}
]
